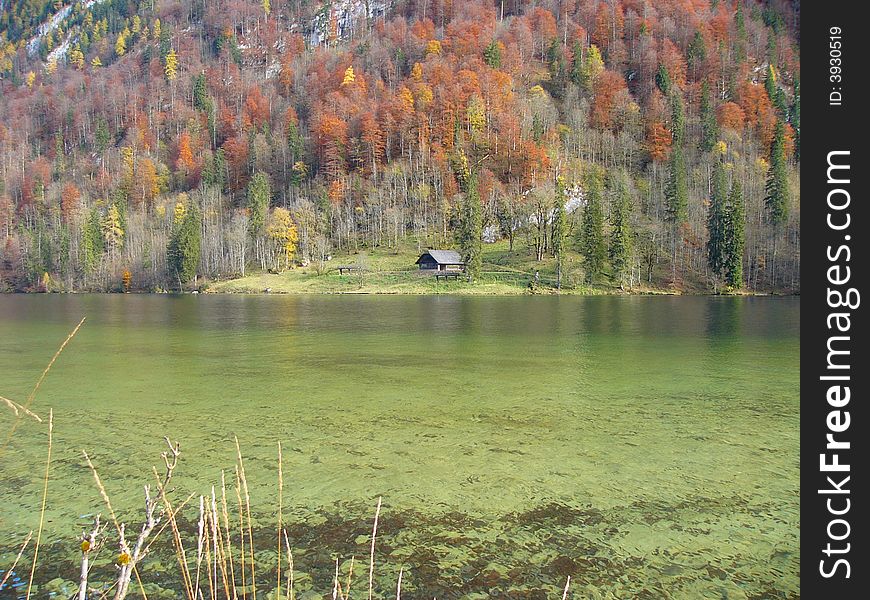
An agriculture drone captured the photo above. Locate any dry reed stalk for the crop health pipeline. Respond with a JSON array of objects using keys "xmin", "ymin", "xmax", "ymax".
[
  {"xmin": 234, "ymin": 467, "xmax": 247, "ymax": 600},
  {"xmin": 345, "ymin": 556, "xmax": 355, "ymax": 599},
  {"xmin": 25, "ymin": 409, "xmax": 52, "ymax": 600},
  {"xmin": 334, "ymin": 556, "xmax": 355, "ymax": 600},
  {"xmin": 151, "ymin": 467, "xmax": 195, "ymax": 600},
  {"xmin": 282, "ymin": 530, "xmax": 294, "ymax": 600},
  {"xmin": 203, "ymin": 505, "xmax": 216, "ymax": 600},
  {"xmin": 2, "ymin": 317, "xmax": 84, "ymax": 454},
  {"xmin": 195, "ymin": 496, "xmax": 206, "ymax": 600},
  {"xmin": 332, "ymin": 559, "xmax": 340, "ymax": 600},
  {"xmin": 220, "ymin": 471, "xmax": 238, "ymax": 600},
  {"xmin": 0, "ymin": 530, "xmax": 33, "ymax": 591},
  {"xmin": 0, "ymin": 395, "xmax": 42, "ymax": 422},
  {"xmin": 211, "ymin": 488, "xmax": 232, "ymax": 600},
  {"xmin": 277, "ymin": 442, "xmax": 283, "ymax": 599},
  {"xmin": 84, "ymin": 438, "xmax": 178, "ymax": 600},
  {"xmin": 83, "ymin": 451, "xmax": 122, "ymax": 530},
  {"xmin": 234, "ymin": 437, "xmax": 256, "ymax": 600},
  {"xmin": 561, "ymin": 576, "xmax": 571, "ymax": 599},
  {"xmin": 367, "ymin": 497, "xmax": 382, "ymax": 600}
]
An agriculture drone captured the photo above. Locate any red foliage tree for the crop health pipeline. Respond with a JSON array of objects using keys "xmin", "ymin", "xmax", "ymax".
[{"xmin": 590, "ymin": 71, "xmax": 628, "ymax": 130}]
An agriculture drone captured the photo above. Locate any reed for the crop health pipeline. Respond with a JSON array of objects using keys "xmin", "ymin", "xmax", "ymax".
[
  {"xmin": 368, "ymin": 496, "xmax": 382, "ymax": 600},
  {"xmin": 234, "ymin": 436, "xmax": 257, "ymax": 600},
  {"xmin": 2, "ymin": 316, "xmax": 84, "ymax": 455},
  {"xmin": 220, "ymin": 470, "xmax": 239, "ymax": 599},
  {"xmin": 277, "ymin": 441, "xmax": 283, "ymax": 599},
  {"xmin": 4, "ymin": 435, "xmax": 576, "ymax": 600},
  {"xmin": 0, "ymin": 531, "xmax": 32, "ymax": 592},
  {"xmin": 1, "ymin": 394, "xmax": 42, "ymax": 422},
  {"xmin": 25, "ymin": 409, "xmax": 52, "ymax": 600}
]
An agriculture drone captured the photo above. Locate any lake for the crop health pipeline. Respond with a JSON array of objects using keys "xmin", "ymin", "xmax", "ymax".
[{"xmin": 0, "ymin": 294, "xmax": 799, "ymax": 598}]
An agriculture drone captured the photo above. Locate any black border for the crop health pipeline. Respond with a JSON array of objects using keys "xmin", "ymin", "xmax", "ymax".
[{"xmin": 801, "ymin": 2, "xmax": 866, "ymax": 595}]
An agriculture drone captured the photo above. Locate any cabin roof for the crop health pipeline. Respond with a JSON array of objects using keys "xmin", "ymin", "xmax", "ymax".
[{"xmin": 416, "ymin": 249, "xmax": 464, "ymax": 265}]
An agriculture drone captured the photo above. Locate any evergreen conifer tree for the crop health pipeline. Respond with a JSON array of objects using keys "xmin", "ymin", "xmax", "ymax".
[
  {"xmin": 609, "ymin": 171, "xmax": 633, "ymax": 289},
  {"xmin": 706, "ymin": 160, "xmax": 728, "ymax": 278},
  {"xmin": 580, "ymin": 172, "xmax": 606, "ymax": 283}
]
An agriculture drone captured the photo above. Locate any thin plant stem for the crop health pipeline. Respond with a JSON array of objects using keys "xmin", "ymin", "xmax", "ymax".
[
  {"xmin": 282, "ymin": 530, "xmax": 294, "ymax": 600},
  {"xmin": 277, "ymin": 442, "xmax": 283, "ymax": 599},
  {"xmin": 220, "ymin": 471, "xmax": 238, "ymax": 600},
  {"xmin": 2, "ymin": 317, "xmax": 84, "ymax": 455},
  {"xmin": 234, "ymin": 467, "xmax": 247, "ymax": 600},
  {"xmin": 235, "ymin": 437, "xmax": 256, "ymax": 600},
  {"xmin": 0, "ymin": 531, "xmax": 33, "ymax": 591},
  {"xmin": 368, "ymin": 497, "xmax": 382, "ymax": 600},
  {"xmin": 25, "ymin": 409, "xmax": 53, "ymax": 600}
]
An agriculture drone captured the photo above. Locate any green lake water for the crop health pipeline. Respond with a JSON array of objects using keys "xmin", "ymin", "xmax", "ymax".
[{"xmin": 0, "ymin": 295, "xmax": 799, "ymax": 598}]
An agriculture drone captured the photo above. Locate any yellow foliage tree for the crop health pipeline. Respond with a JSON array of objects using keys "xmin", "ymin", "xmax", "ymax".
[
  {"xmin": 91, "ymin": 56, "xmax": 102, "ymax": 68},
  {"xmin": 467, "ymin": 94, "xmax": 486, "ymax": 133},
  {"xmin": 425, "ymin": 40, "xmax": 442, "ymax": 56},
  {"xmin": 341, "ymin": 65, "xmax": 355, "ymax": 86},
  {"xmin": 266, "ymin": 207, "xmax": 299, "ymax": 270},
  {"xmin": 411, "ymin": 62, "xmax": 423, "ymax": 81},
  {"xmin": 173, "ymin": 195, "xmax": 188, "ymax": 224},
  {"xmin": 115, "ymin": 32, "xmax": 127, "ymax": 56},
  {"xmin": 164, "ymin": 48, "xmax": 178, "ymax": 81},
  {"xmin": 102, "ymin": 204, "xmax": 125, "ymax": 255},
  {"xmin": 26, "ymin": 71, "xmax": 36, "ymax": 88},
  {"xmin": 68, "ymin": 46, "xmax": 85, "ymax": 70},
  {"xmin": 152, "ymin": 19, "xmax": 161, "ymax": 40}
]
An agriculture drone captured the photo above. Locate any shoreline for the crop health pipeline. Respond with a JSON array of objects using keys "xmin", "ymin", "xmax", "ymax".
[{"xmin": 2, "ymin": 286, "xmax": 799, "ymax": 298}]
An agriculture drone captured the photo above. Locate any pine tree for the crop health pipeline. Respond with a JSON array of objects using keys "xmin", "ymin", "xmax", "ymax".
[
  {"xmin": 247, "ymin": 171, "xmax": 271, "ymax": 237},
  {"xmin": 687, "ymin": 30, "xmax": 707, "ymax": 77},
  {"xmin": 580, "ymin": 171, "xmax": 606, "ymax": 283},
  {"xmin": 609, "ymin": 171, "xmax": 633, "ymax": 289},
  {"xmin": 167, "ymin": 202, "xmax": 202, "ymax": 285},
  {"xmin": 81, "ymin": 207, "xmax": 104, "ymax": 274},
  {"xmin": 655, "ymin": 64, "xmax": 671, "ymax": 96},
  {"xmin": 665, "ymin": 146, "xmax": 687, "ymax": 225},
  {"xmin": 706, "ymin": 160, "xmax": 728, "ymax": 279},
  {"xmin": 764, "ymin": 120, "xmax": 790, "ymax": 226},
  {"xmin": 665, "ymin": 84, "xmax": 688, "ymax": 272},
  {"xmin": 569, "ymin": 40, "xmax": 583, "ymax": 85},
  {"xmin": 670, "ymin": 89, "xmax": 686, "ymax": 147},
  {"xmin": 700, "ymin": 81, "xmax": 719, "ymax": 152},
  {"xmin": 484, "ymin": 40, "xmax": 502, "ymax": 68},
  {"xmin": 547, "ymin": 39, "xmax": 566, "ymax": 90},
  {"xmin": 193, "ymin": 72, "xmax": 209, "ymax": 111},
  {"xmin": 552, "ymin": 176, "xmax": 567, "ymax": 289},
  {"xmin": 724, "ymin": 179, "xmax": 745, "ymax": 289}
]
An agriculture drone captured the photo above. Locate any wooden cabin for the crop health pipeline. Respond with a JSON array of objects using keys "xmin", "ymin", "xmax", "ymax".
[{"xmin": 415, "ymin": 250, "xmax": 465, "ymax": 271}]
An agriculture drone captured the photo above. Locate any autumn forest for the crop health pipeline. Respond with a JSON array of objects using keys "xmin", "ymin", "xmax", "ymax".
[{"xmin": 0, "ymin": 0, "xmax": 800, "ymax": 293}]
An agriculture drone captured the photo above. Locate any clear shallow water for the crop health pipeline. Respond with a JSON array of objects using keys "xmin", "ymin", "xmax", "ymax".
[{"xmin": 0, "ymin": 295, "xmax": 799, "ymax": 598}]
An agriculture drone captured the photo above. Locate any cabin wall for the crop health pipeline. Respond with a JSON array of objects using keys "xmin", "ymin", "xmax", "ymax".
[{"xmin": 418, "ymin": 258, "xmax": 438, "ymax": 270}]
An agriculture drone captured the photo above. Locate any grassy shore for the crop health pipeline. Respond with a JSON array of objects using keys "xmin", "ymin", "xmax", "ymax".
[{"xmin": 206, "ymin": 241, "xmax": 686, "ymax": 296}]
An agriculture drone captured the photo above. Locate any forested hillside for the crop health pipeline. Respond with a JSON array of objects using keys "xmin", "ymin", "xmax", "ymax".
[{"xmin": 0, "ymin": 0, "xmax": 799, "ymax": 293}]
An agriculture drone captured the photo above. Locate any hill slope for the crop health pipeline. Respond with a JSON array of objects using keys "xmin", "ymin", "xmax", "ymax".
[{"xmin": 0, "ymin": 0, "xmax": 799, "ymax": 293}]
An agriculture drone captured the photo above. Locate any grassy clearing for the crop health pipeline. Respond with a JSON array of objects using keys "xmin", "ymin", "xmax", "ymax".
[{"xmin": 205, "ymin": 241, "xmax": 666, "ymax": 296}]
